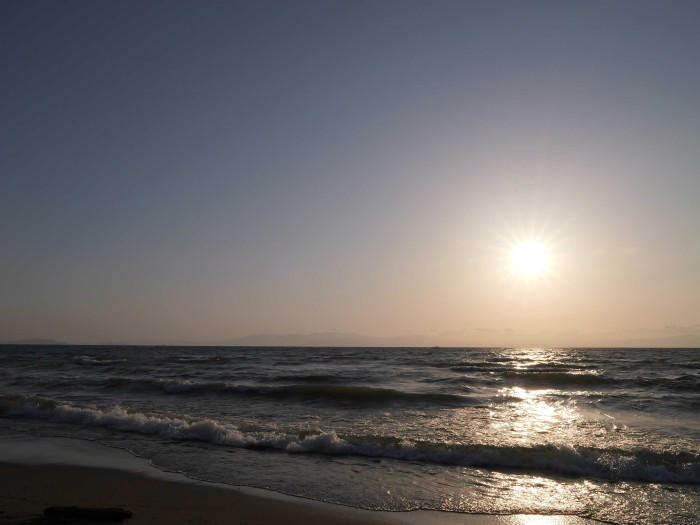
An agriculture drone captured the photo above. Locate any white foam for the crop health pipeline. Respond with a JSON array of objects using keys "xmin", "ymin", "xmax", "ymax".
[
  {"xmin": 2, "ymin": 394, "xmax": 698, "ymax": 484},
  {"xmin": 73, "ymin": 355, "xmax": 126, "ymax": 365}
]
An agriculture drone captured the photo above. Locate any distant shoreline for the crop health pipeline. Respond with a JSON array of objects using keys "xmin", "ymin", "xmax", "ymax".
[{"xmin": 2, "ymin": 342, "xmax": 699, "ymax": 349}]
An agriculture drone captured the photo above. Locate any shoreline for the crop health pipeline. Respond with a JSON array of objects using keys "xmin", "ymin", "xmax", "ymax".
[
  {"xmin": 0, "ymin": 434, "xmax": 600, "ymax": 524},
  {"xmin": 0, "ymin": 462, "xmax": 401, "ymax": 525}
]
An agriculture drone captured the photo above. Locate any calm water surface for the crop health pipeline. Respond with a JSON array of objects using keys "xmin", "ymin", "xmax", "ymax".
[{"xmin": 0, "ymin": 346, "xmax": 698, "ymax": 524}]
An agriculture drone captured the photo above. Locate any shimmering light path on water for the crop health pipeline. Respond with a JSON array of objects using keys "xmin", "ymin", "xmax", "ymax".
[{"xmin": 0, "ymin": 346, "xmax": 698, "ymax": 524}]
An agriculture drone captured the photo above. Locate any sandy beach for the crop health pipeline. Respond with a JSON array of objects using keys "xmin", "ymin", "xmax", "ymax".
[
  {"xmin": 0, "ymin": 461, "xmax": 602, "ymax": 525},
  {"xmin": 0, "ymin": 462, "xmax": 397, "ymax": 525},
  {"xmin": 0, "ymin": 435, "xmax": 605, "ymax": 525}
]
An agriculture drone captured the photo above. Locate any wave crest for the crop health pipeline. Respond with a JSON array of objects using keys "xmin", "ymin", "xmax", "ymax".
[
  {"xmin": 1, "ymin": 394, "xmax": 697, "ymax": 484},
  {"xmin": 502, "ymin": 371, "xmax": 611, "ymax": 386},
  {"xmin": 73, "ymin": 355, "xmax": 127, "ymax": 366},
  {"xmin": 99, "ymin": 377, "xmax": 470, "ymax": 405}
]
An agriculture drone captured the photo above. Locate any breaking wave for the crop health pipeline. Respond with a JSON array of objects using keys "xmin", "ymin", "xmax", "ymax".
[
  {"xmin": 501, "ymin": 371, "xmax": 612, "ymax": 386},
  {"xmin": 73, "ymin": 355, "xmax": 127, "ymax": 366},
  {"xmin": 500, "ymin": 371, "xmax": 700, "ymax": 391},
  {"xmin": 1, "ymin": 394, "xmax": 697, "ymax": 484},
  {"xmin": 98, "ymin": 377, "xmax": 470, "ymax": 405},
  {"xmin": 267, "ymin": 373, "xmax": 354, "ymax": 384}
]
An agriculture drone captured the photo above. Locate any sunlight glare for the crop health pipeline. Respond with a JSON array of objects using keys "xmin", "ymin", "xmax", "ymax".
[{"xmin": 511, "ymin": 242, "xmax": 549, "ymax": 277}]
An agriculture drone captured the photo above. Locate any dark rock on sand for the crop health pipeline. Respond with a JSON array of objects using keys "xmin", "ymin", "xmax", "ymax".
[{"xmin": 26, "ymin": 506, "xmax": 132, "ymax": 523}]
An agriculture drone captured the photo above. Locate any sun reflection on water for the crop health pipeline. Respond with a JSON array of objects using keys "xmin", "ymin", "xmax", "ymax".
[
  {"xmin": 501, "ymin": 515, "xmax": 591, "ymax": 525},
  {"xmin": 491, "ymin": 386, "xmax": 579, "ymax": 445},
  {"xmin": 430, "ymin": 347, "xmax": 694, "ymax": 525}
]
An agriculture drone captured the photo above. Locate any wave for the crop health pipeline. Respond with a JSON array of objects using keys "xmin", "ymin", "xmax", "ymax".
[
  {"xmin": 637, "ymin": 375, "xmax": 700, "ymax": 393},
  {"xmin": 485, "ymin": 370, "xmax": 699, "ymax": 392},
  {"xmin": 450, "ymin": 365, "xmax": 502, "ymax": 373},
  {"xmin": 501, "ymin": 371, "xmax": 613, "ymax": 387},
  {"xmin": 277, "ymin": 384, "xmax": 468, "ymax": 405},
  {"xmin": 73, "ymin": 355, "xmax": 127, "ymax": 366},
  {"xmin": 103, "ymin": 377, "xmax": 229, "ymax": 394},
  {"xmin": 169, "ymin": 355, "xmax": 231, "ymax": 364},
  {"xmin": 1, "ymin": 394, "xmax": 697, "ymax": 484},
  {"xmin": 448, "ymin": 362, "xmax": 599, "ymax": 374},
  {"xmin": 99, "ymin": 377, "xmax": 470, "ymax": 406},
  {"xmin": 267, "ymin": 374, "xmax": 355, "ymax": 384}
]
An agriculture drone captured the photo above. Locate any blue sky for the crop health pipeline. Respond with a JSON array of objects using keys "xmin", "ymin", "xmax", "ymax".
[{"xmin": 2, "ymin": 1, "xmax": 699, "ymax": 345}]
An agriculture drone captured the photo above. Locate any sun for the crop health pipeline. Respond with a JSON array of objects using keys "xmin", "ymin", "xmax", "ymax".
[{"xmin": 511, "ymin": 242, "xmax": 549, "ymax": 277}]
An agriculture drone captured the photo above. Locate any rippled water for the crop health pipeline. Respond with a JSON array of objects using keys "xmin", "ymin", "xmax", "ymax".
[{"xmin": 0, "ymin": 345, "xmax": 698, "ymax": 524}]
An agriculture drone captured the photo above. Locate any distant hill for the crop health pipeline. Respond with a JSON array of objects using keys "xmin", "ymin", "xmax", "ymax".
[
  {"xmin": 221, "ymin": 331, "xmax": 435, "ymax": 347},
  {"xmin": 1, "ymin": 338, "xmax": 67, "ymax": 345}
]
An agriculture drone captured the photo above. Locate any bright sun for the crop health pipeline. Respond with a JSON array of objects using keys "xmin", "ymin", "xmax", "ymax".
[{"xmin": 511, "ymin": 242, "xmax": 549, "ymax": 277}]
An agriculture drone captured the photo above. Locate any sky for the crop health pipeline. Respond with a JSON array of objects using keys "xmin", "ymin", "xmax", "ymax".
[{"xmin": 2, "ymin": 1, "xmax": 699, "ymax": 347}]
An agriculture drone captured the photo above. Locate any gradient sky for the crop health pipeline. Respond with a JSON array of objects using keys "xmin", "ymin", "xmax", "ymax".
[{"xmin": 2, "ymin": 1, "xmax": 699, "ymax": 346}]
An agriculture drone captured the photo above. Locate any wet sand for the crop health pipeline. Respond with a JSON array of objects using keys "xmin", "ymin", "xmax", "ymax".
[
  {"xmin": 0, "ymin": 434, "xmax": 599, "ymax": 525},
  {"xmin": 0, "ymin": 462, "xmax": 395, "ymax": 524},
  {"xmin": 0, "ymin": 462, "xmax": 600, "ymax": 525}
]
